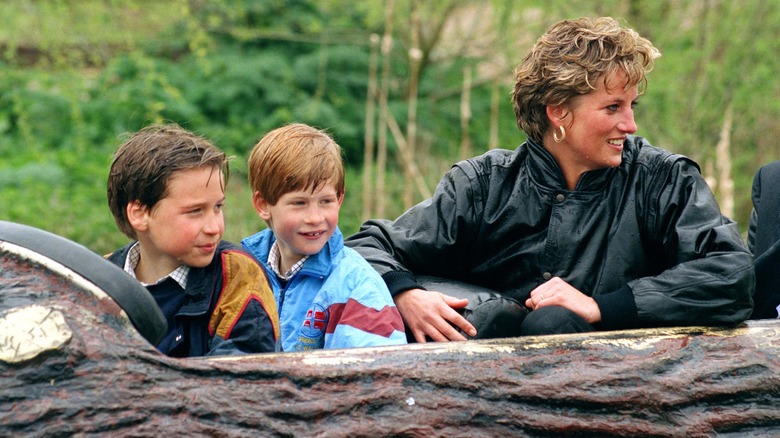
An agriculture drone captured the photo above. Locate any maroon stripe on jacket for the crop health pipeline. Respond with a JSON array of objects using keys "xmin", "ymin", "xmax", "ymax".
[{"xmin": 325, "ymin": 298, "xmax": 404, "ymax": 338}]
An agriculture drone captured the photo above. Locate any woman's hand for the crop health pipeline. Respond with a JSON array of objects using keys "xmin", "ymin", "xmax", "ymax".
[
  {"xmin": 525, "ymin": 277, "xmax": 602, "ymax": 324},
  {"xmin": 395, "ymin": 288, "xmax": 477, "ymax": 343}
]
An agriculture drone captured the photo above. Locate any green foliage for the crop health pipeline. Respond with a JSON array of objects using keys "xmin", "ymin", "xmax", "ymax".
[{"xmin": 0, "ymin": 0, "xmax": 777, "ymax": 254}]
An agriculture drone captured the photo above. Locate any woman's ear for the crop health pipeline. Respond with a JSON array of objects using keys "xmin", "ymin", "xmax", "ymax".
[
  {"xmin": 126, "ymin": 201, "xmax": 149, "ymax": 232},
  {"xmin": 546, "ymin": 104, "xmax": 567, "ymax": 128},
  {"xmin": 252, "ymin": 191, "xmax": 272, "ymax": 221}
]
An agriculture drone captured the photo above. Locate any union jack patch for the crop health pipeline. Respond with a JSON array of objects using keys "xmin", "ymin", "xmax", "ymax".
[
  {"xmin": 298, "ymin": 302, "xmax": 328, "ymax": 347},
  {"xmin": 304, "ymin": 309, "xmax": 327, "ymax": 330}
]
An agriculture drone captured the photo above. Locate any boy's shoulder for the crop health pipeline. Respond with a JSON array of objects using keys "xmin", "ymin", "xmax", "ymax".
[
  {"xmin": 325, "ymin": 246, "xmax": 393, "ymax": 301},
  {"xmin": 105, "ymin": 242, "xmax": 135, "ymax": 267},
  {"xmin": 339, "ymin": 245, "xmax": 379, "ymax": 271},
  {"xmin": 215, "ymin": 240, "xmax": 265, "ymax": 266},
  {"xmin": 239, "ymin": 229, "xmax": 273, "ymax": 259},
  {"xmin": 215, "ymin": 240, "xmax": 243, "ymax": 253},
  {"xmin": 208, "ymin": 240, "xmax": 271, "ymax": 287}
]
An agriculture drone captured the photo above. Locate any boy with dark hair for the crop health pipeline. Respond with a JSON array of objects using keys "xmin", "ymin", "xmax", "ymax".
[
  {"xmin": 241, "ymin": 123, "xmax": 406, "ymax": 351},
  {"xmin": 106, "ymin": 124, "xmax": 279, "ymax": 357}
]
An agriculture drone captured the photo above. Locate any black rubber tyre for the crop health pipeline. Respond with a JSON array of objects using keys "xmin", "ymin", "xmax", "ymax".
[{"xmin": 0, "ymin": 220, "xmax": 166, "ymax": 345}]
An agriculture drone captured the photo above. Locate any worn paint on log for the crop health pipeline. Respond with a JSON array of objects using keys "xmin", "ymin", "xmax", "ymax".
[{"xmin": 1, "ymin": 243, "xmax": 779, "ymax": 437}]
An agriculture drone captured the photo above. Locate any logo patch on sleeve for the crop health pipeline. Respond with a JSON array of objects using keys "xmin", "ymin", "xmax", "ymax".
[{"xmin": 295, "ymin": 303, "xmax": 328, "ymax": 350}]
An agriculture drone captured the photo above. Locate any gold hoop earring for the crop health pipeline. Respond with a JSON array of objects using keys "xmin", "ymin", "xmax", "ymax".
[{"xmin": 553, "ymin": 125, "xmax": 566, "ymax": 143}]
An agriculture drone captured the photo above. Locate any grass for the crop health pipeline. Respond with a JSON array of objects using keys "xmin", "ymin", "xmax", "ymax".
[{"xmin": 0, "ymin": 1, "xmax": 179, "ymax": 48}]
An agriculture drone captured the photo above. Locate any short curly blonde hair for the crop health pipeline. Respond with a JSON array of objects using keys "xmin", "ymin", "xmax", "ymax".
[{"xmin": 512, "ymin": 17, "xmax": 660, "ymax": 142}]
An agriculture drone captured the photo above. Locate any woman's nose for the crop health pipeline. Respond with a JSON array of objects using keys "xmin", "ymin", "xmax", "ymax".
[{"xmin": 619, "ymin": 110, "xmax": 638, "ymax": 134}]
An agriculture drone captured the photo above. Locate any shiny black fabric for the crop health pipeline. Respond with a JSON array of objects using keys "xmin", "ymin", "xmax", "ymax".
[
  {"xmin": 748, "ymin": 160, "xmax": 780, "ymax": 258},
  {"xmin": 346, "ymin": 136, "xmax": 754, "ymax": 330},
  {"xmin": 747, "ymin": 160, "xmax": 780, "ymax": 319}
]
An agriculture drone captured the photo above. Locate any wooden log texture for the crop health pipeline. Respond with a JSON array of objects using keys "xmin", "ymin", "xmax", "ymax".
[{"xmin": 2, "ymin": 244, "xmax": 780, "ymax": 437}]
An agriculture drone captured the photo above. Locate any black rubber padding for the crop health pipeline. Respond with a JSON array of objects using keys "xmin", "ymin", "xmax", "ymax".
[{"xmin": 0, "ymin": 220, "xmax": 166, "ymax": 345}]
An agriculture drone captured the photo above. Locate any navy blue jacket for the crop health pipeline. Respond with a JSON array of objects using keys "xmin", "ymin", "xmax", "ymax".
[{"xmin": 108, "ymin": 241, "xmax": 279, "ymax": 357}]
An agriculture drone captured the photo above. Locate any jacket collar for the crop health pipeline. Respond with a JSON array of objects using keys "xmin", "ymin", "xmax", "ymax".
[
  {"xmin": 245, "ymin": 227, "xmax": 344, "ymax": 278},
  {"xmin": 524, "ymin": 138, "xmax": 622, "ymax": 192},
  {"xmin": 177, "ymin": 241, "xmax": 233, "ymax": 316},
  {"xmin": 178, "ymin": 266, "xmax": 211, "ymax": 315}
]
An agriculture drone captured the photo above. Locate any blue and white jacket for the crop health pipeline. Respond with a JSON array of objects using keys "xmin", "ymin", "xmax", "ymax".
[{"xmin": 241, "ymin": 227, "xmax": 407, "ymax": 351}]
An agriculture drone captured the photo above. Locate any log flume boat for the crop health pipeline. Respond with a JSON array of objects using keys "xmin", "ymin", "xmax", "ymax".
[{"xmin": 2, "ymin": 220, "xmax": 779, "ymax": 437}]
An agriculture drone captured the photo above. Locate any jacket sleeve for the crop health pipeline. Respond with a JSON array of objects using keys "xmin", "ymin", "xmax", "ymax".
[
  {"xmin": 322, "ymin": 259, "xmax": 407, "ymax": 349},
  {"xmin": 618, "ymin": 156, "xmax": 754, "ymax": 326},
  {"xmin": 747, "ymin": 165, "xmax": 764, "ymax": 254},
  {"xmin": 747, "ymin": 208, "xmax": 757, "ymax": 254},
  {"xmin": 345, "ymin": 165, "xmax": 480, "ymax": 297},
  {"xmin": 207, "ymin": 250, "xmax": 280, "ymax": 356},
  {"xmin": 748, "ymin": 161, "xmax": 780, "ymax": 258}
]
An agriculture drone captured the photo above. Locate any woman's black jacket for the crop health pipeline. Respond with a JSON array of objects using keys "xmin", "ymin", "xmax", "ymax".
[{"xmin": 346, "ymin": 136, "xmax": 754, "ymax": 330}]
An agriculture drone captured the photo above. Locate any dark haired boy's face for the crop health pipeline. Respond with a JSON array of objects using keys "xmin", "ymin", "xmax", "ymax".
[{"xmin": 137, "ymin": 166, "xmax": 225, "ymax": 275}]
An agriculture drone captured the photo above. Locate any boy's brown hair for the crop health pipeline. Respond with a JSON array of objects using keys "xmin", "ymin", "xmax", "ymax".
[
  {"xmin": 107, "ymin": 124, "xmax": 229, "ymax": 239},
  {"xmin": 248, "ymin": 123, "xmax": 345, "ymax": 205}
]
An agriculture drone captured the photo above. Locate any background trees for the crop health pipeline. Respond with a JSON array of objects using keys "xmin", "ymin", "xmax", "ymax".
[{"xmin": 0, "ymin": 0, "xmax": 777, "ymax": 255}]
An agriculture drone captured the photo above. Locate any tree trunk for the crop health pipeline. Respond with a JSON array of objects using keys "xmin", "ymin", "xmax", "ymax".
[
  {"xmin": 375, "ymin": 0, "xmax": 395, "ymax": 219},
  {"xmin": 3, "ymin": 238, "xmax": 779, "ymax": 437},
  {"xmin": 403, "ymin": 4, "xmax": 422, "ymax": 210},
  {"xmin": 459, "ymin": 66, "xmax": 472, "ymax": 160},
  {"xmin": 716, "ymin": 104, "xmax": 734, "ymax": 218},
  {"xmin": 489, "ymin": 79, "xmax": 500, "ymax": 150},
  {"xmin": 361, "ymin": 33, "xmax": 380, "ymax": 222}
]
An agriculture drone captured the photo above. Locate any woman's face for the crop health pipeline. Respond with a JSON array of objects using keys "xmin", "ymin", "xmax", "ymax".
[{"xmin": 549, "ymin": 71, "xmax": 639, "ymax": 187}]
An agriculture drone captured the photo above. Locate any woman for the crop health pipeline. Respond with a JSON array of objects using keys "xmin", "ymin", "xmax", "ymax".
[{"xmin": 346, "ymin": 17, "xmax": 754, "ymax": 342}]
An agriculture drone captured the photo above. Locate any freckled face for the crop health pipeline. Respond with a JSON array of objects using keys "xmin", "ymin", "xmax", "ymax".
[
  {"xmin": 253, "ymin": 181, "xmax": 343, "ymax": 273},
  {"xmin": 140, "ymin": 166, "xmax": 225, "ymax": 272},
  {"xmin": 556, "ymin": 71, "xmax": 639, "ymax": 179}
]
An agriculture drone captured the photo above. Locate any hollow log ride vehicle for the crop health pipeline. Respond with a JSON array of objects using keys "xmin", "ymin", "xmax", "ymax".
[{"xmin": 1, "ymin": 220, "xmax": 779, "ymax": 437}]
